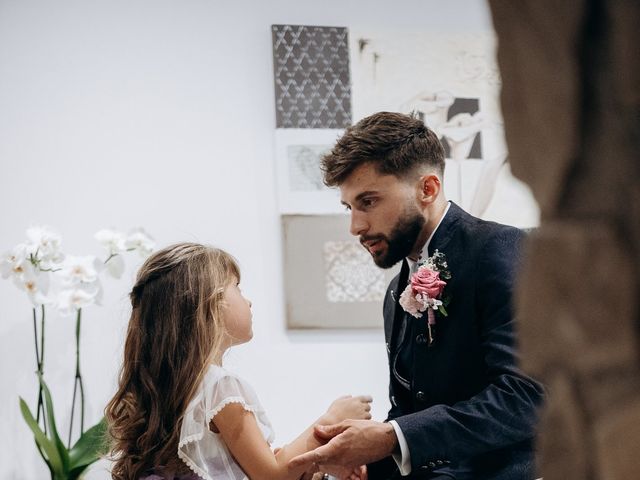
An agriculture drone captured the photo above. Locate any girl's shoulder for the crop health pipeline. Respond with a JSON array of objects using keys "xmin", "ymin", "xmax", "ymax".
[
  {"xmin": 185, "ymin": 364, "xmax": 272, "ymax": 436},
  {"xmin": 199, "ymin": 364, "xmax": 259, "ymax": 408},
  {"xmin": 178, "ymin": 365, "xmax": 275, "ymax": 478},
  {"xmin": 202, "ymin": 363, "xmax": 243, "ymax": 384}
]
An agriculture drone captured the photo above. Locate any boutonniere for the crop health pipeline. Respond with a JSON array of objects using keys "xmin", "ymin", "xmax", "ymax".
[{"xmin": 399, "ymin": 250, "xmax": 451, "ymax": 345}]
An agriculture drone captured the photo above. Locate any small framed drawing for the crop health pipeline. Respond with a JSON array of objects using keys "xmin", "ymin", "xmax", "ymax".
[
  {"xmin": 274, "ymin": 129, "xmax": 346, "ymax": 214},
  {"xmin": 283, "ymin": 214, "xmax": 399, "ymax": 329}
]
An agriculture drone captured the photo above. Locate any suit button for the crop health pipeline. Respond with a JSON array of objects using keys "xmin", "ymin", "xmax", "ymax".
[
  {"xmin": 428, "ymin": 461, "xmax": 436, "ymax": 468},
  {"xmin": 416, "ymin": 391, "xmax": 426, "ymax": 402},
  {"xmin": 436, "ymin": 460, "xmax": 443, "ymax": 465},
  {"xmin": 415, "ymin": 334, "xmax": 427, "ymax": 345}
]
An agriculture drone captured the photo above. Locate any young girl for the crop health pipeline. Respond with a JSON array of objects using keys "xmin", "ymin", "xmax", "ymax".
[{"xmin": 106, "ymin": 243, "xmax": 371, "ymax": 480}]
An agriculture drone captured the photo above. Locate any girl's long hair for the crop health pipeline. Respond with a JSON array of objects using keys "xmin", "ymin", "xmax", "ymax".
[{"xmin": 105, "ymin": 242, "xmax": 240, "ymax": 479}]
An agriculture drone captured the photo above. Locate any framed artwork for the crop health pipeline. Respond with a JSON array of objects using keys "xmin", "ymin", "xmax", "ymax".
[
  {"xmin": 274, "ymin": 128, "xmax": 345, "ymax": 214},
  {"xmin": 282, "ymin": 214, "xmax": 399, "ymax": 329},
  {"xmin": 271, "ymin": 24, "xmax": 352, "ymax": 129},
  {"xmin": 349, "ymin": 30, "xmax": 539, "ymax": 228}
]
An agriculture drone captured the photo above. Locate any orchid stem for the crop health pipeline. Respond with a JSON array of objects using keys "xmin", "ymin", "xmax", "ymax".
[
  {"xmin": 32, "ymin": 308, "xmax": 40, "ymax": 368},
  {"xmin": 77, "ymin": 307, "xmax": 85, "ymax": 434},
  {"xmin": 40, "ymin": 305, "xmax": 45, "ymax": 373},
  {"xmin": 32, "ymin": 307, "xmax": 47, "ymax": 435},
  {"xmin": 68, "ymin": 380, "xmax": 77, "ymax": 447},
  {"xmin": 67, "ymin": 308, "xmax": 85, "ymax": 447}
]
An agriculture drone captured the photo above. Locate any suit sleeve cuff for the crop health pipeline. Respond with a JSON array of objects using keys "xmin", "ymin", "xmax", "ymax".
[{"xmin": 389, "ymin": 420, "xmax": 412, "ymax": 476}]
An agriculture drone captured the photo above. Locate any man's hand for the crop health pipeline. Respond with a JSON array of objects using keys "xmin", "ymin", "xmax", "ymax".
[{"xmin": 288, "ymin": 420, "xmax": 397, "ymax": 472}]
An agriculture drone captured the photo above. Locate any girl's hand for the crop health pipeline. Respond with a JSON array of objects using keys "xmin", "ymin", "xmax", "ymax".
[
  {"xmin": 325, "ymin": 395, "xmax": 372, "ymax": 424},
  {"xmin": 318, "ymin": 465, "xmax": 367, "ymax": 480},
  {"xmin": 346, "ymin": 465, "xmax": 367, "ymax": 480}
]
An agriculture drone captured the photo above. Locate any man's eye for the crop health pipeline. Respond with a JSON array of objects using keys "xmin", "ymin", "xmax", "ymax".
[{"xmin": 362, "ymin": 198, "xmax": 376, "ymax": 208}]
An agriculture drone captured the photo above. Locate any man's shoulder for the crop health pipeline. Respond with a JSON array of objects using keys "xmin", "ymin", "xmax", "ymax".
[
  {"xmin": 457, "ymin": 210, "xmax": 525, "ymax": 247},
  {"xmin": 461, "ymin": 218, "xmax": 527, "ymax": 278},
  {"xmin": 445, "ymin": 212, "xmax": 526, "ymax": 273}
]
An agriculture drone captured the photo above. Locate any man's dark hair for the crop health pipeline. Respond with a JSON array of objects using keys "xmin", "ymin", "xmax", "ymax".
[{"xmin": 321, "ymin": 111, "xmax": 445, "ymax": 186}]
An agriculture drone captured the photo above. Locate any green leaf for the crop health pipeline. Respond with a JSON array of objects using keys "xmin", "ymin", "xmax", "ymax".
[
  {"xmin": 69, "ymin": 417, "xmax": 109, "ymax": 470},
  {"xmin": 438, "ymin": 305, "xmax": 448, "ymax": 317},
  {"xmin": 37, "ymin": 374, "xmax": 70, "ymax": 470},
  {"xmin": 68, "ymin": 464, "xmax": 92, "ymax": 480},
  {"xmin": 19, "ymin": 398, "xmax": 65, "ymax": 475}
]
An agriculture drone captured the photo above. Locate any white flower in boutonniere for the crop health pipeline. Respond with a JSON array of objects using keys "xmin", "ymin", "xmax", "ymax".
[{"xmin": 399, "ymin": 250, "xmax": 451, "ymax": 345}]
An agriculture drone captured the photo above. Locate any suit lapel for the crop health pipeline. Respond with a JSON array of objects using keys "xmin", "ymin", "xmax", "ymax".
[
  {"xmin": 389, "ymin": 259, "xmax": 410, "ymax": 352},
  {"xmin": 427, "ymin": 202, "xmax": 464, "ymax": 256},
  {"xmin": 389, "ymin": 259, "xmax": 411, "ymax": 390}
]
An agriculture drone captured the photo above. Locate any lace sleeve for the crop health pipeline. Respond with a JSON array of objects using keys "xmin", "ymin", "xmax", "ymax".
[{"xmin": 177, "ymin": 365, "xmax": 275, "ymax": 480}]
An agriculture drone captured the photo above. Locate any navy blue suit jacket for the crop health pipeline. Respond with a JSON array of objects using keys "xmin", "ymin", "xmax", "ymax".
[{"xmin": 369, "ymin": 203, "xmax": 544, "ymax": 480}]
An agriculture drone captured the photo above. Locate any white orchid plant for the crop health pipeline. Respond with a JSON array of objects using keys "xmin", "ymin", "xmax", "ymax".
[{"xmin": 1, "ymin": 226, "xmax": 154, "ymax": 480}]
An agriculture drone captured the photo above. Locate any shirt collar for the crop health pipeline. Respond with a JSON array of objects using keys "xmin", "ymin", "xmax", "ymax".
[{"xmin": 407, "ymin": 201, "xmax": 451, "ymax": 272}]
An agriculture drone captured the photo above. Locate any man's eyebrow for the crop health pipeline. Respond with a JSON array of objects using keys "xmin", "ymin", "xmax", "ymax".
[
  {"xmin": 341, "ymin": 190, "xmax": 379, "ymax": 208},
  {"xmin": 354, "ymin": 190, "xmax": 378, "ymax": 202}
]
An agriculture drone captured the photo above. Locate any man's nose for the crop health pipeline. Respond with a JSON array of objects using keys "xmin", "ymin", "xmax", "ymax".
[{"xmin": 349, "ymin": 212, "xmax": 368, "ymax": 237}]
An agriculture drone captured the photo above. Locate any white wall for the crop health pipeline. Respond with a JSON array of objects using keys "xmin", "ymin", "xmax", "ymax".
[{"xmin": 0, "ymin": 1, "xmax": 494, "ymax": 477}]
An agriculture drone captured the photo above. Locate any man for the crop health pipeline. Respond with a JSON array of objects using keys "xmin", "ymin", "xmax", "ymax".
[{"xmin": 290, "ymin": 112, "xmax": 545, "ymax": 479}]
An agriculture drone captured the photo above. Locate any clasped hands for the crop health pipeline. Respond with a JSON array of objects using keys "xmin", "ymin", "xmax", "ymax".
[{"xmin": 293, "ymin": 395, "xmax": 399, "ymax": 480}]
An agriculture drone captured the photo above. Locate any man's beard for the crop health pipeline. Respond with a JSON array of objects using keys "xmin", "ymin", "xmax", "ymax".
[{"xmin": 363, "ymin": 205, "xmax": 425, "ymax": 269}]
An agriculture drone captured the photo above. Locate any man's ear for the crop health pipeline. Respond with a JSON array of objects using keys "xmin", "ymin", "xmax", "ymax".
[{"xmin": 418, "ymin": 174, "xmax": 442, "ymax": 205}]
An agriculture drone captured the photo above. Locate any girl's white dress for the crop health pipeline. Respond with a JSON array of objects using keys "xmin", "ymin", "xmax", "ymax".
[{"xmin": 177, "ymin": 365, "xmax": 275, "ymax": 480}]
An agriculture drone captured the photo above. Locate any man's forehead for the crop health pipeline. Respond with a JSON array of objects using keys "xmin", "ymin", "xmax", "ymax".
[{"xmin": 340, "ymin": 169, "xmax": 398, "ymax": 203}]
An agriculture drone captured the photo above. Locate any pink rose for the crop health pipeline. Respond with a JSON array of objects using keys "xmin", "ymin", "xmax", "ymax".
[{"xmin": 410, "ymin": 267, "xmax": 446, "ymax": 298}]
